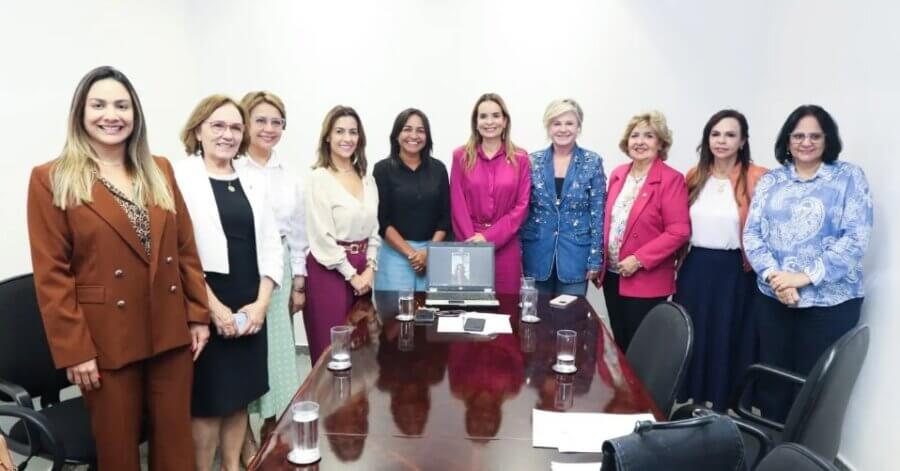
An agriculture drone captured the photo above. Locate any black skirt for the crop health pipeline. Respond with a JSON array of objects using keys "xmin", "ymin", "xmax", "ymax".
[
  {"xmin": 674, "ymin": 247, "xmax": 756, "ymax": 411},
  {"xmin": 191, "ymin": 178, "xmax": 269, "ymax": 417}
]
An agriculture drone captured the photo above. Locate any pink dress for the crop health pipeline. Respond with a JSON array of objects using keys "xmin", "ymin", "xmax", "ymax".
[{"xmin": 450, "ymin": 145, "xmax": 531, "ymax": 294}]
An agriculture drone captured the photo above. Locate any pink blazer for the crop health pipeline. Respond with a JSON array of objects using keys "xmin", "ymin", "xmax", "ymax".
[{"xmin": 599, "ymin": 158, "xmax": 690, "ymax": 297}]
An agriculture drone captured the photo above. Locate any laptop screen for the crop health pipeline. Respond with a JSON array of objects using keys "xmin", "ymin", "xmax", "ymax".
[{"xmin": 427, "ymin": 243, "xmax": 495, "ymax": 290}]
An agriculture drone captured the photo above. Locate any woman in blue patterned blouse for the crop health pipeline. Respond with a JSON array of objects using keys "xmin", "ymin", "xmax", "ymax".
[{"xmin": 743, "ymin": 104, "xmax": 873, "ymax": 420}]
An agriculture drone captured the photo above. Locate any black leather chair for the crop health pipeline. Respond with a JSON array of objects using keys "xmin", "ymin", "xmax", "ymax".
[
  {"xmin": 674, "ymin": 325, "xmax": 869, "ymax": 469},
  {"xmin": 0, "ymin": 274, "xmax": 97, "ymax": 468},
  {"xmin": 0, "ymin": 404, "xmax": 65, "ymax": 471},
  {"xmin": 625, "ymin": 301, "xmax": 694, "ymax": 418},
  {"xmin": 755, "ymin": 443, "xmax": 839, "ymax": 471}
]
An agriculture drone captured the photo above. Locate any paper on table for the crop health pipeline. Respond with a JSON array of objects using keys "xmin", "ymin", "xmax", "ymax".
[
  {"xmin": 436, "ymin": 312, "xmax": 512, "ymax": 335},
  {"xmin": 533, "ymin": 409, "xmax": 654, "ymax": 453},
  {"xmin": 550, "ymin": 462, "xmax": 602, "ymax": 471}
]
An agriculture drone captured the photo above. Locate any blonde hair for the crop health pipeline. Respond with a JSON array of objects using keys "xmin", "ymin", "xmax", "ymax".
[
  {"xmin": 314, "ymin": 105, "xmax": 367, "ymax": 177},
  {"xmin": 240, "ymin": 91, "xmax": 287, "ymax": 129},
  {"xmin": 180, "ymin": 95, "xmax": 249, "ymax": 157},
  {"xmin": 51, "ymin": 66, "xmax": 174, "ymax": 211},
  {"xmin": 464, "ymin": 93, "xmax": 521, "ymax": 170},
  {"xmin": 618, "ymin": 110, "xmax": 674, "ymax": 161},
  {"xmin": 542, "ymin": 98, "xmax": 584, "ymax": 137}
]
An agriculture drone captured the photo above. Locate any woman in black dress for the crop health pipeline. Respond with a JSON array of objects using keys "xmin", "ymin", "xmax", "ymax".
[{"xmin": 174, "ymin": 95, "xmax": 283, "ymax": 471}]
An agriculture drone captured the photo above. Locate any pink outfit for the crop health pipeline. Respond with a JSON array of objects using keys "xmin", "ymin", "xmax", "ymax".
[
  {"xmin": 450, "ymin": 145, "xmax": 531, "ymax": 294},
  {"xmin": 599, "ymin": 158, "xmax": 690, "ymax": 297}
]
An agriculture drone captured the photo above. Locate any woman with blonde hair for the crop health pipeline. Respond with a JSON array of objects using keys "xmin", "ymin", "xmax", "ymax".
[
  {"xmin": 304, "ymin": 105, "xmax": 380, "ymax": 363},
  {"xmin": 449, "ymin": 93, "xmax": 531, "ymax": 293},
  {"xmin": 521, "ymin": 98, "xmax": 606, "ymax": 296},
  {"xmin": 234, "ymin": 91, "xmax": 307, "ymax": 457},
  {"xmin": 598, "ymin": 110, "xmax": 690, "ymax": 351},
  {"xmin": 27, "ymin": 65, "xmax": 210, "ymax": 470},
  {"xmin": 174, "ymin": 94, "xmax": 282, "ymax": 471}
]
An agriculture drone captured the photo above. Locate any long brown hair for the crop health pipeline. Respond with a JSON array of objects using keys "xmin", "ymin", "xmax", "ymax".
[
  {"xmin": 314, "ymin": 105, "xmax": 367, "ymax": 176},
  {"xmin": 687, "ymin": 109, "xmax": 752, "ymax": 206},
  {"xmin": 463, "ymin": 93, "xmax": 520, "ymax": 170},
  {"xmin": 51, "ymin": 66, "xmax": 174, "ymax": 211}
]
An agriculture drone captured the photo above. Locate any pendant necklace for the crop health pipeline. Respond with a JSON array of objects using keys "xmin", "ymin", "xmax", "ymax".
[{"xmin": 227, "ymin": 182, "xmax": 236, "ymax": 192}]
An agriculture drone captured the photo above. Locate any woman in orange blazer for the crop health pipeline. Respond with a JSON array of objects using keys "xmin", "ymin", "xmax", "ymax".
[
  {"xmin": 675, "ymin": 109, "xmax": 767, "ymax": 412},
  {"xmin": 598, "ymin": 111, "xmax": 691, "ymax": 351},
  {"xmin": 26, "ymin": 66, "xmax": 210, "ymax": 471}
]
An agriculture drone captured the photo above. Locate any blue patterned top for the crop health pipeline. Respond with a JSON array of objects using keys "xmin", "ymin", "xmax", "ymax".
[{"xmin": 743, "ymin": 161, "xmax": 873, "ymax": 307}]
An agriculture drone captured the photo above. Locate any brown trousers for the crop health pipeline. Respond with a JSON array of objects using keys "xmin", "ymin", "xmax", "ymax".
[{"xmin": 82, "ymin": 346, "xmax": 194, "ymax": 470}]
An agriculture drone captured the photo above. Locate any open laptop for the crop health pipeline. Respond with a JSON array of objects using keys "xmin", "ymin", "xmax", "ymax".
[{"xmin": 425, "ymin": 242, "xmax": 499, "ymax": 308}]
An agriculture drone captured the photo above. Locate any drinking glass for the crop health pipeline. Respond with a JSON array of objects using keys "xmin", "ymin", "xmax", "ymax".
[
  {"xmin": 554, "ymin": 373, "xmax": 575, "ymax": 410},
  {"xmin": 553, "ymin": 330, "xmax": 577, "ymax": 374},
  {"xmin": 397, "ymin": 288, "xmax": 415, "ymax": 321},
  {"xmin": 520, "ymin": 286, "xmax": 540, "ymax": 323},
  {"xmin": 328, "ymin": 325, "xmax": 352, "ymax": 371},
  {"xmin": 398, "ymin": 319, "xmax": 415, "ymax": 352},
  {"xmin": 519, "ymin": 321, "xmax": 537, "ymax": 353},
  {"xmin": 521, "ymin": 276, "xmax": 536, "ymax": 290},
  {"xmin": 288, "ymin": 401, "xmax": 320, "ymax": 464}
]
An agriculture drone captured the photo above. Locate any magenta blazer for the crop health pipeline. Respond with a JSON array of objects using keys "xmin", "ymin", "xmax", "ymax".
[{"xmin": 599, "ymin": 158, "xmax": 690, "ymax": 298}]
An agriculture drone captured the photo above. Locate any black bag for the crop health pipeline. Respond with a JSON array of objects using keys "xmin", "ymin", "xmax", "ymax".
[{"xmin": 601, "ymin": 415, "xmax": 747, "ymax": 471}]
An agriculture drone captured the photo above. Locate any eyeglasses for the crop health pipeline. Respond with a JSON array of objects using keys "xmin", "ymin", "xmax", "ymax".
[
  {"xmin": 206, "ymin": 121, "xmax": 245, "ymax": 136},
  {"xmin": 253, "ymin": 117, "xmax": 286, "ymax": 130},
  {"xmin": 789, "ymin": 132, "xmax": 825, "ymax": 143}
]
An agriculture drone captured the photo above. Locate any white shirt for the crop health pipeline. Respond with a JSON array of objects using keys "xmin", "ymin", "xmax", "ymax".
[
  {"xmin": 235, "ymin": 153, "xmax": 308, "ymax": 277},
  {"xmin": 689, "ymin": 176, "xmax": 741, "ymax": 250},
  {"xmin": 305, "ymin": 167, "xmax": 381, "ymax": 280},
  {"xmin": 173, "ymin": 155, "xmax": 283, "ymax": 285}
]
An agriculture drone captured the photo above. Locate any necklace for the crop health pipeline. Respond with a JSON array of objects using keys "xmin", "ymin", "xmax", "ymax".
[
  {"xmin": 227, "ymin": 182, "xmax": 236, "ymax": 192},
  {"xmin": 93, "ymin": 157, "xmax": 125, "ymax": 167}
]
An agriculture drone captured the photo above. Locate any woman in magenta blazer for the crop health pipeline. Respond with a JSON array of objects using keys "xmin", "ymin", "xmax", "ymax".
[{"xmin": 598, "ymin": 111, "xmax": 690, "ymax": 351}]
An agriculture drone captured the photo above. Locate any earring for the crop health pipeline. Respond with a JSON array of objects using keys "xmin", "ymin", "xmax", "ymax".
[{"xmin": 351, "ymin": 154, "xmax": 358, "ymax": 166}]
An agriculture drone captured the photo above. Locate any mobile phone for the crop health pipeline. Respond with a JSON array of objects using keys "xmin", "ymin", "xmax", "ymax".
[
  {"xmin": 463, "ymin": 317, "xmax": 486, "ymax": 332},
  {"xmin": 549, "ymin": 294, "xmax": 578, "ymax": 308},
  {"xmin": 414, "ymin": 308, "xmax": 436, "ymax": 323},
  {"xmin": 233, "ymin": 311, "xmax": 249, "ymax": 334}
]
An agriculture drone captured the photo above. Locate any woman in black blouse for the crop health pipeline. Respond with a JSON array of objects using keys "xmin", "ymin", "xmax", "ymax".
[{"xmin": 373, "ymin": 108, "xmax": 451, "ymax": 291}]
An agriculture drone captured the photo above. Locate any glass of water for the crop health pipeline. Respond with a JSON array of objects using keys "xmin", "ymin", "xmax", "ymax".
[
  {"xmin": 396, "ymin": 288, "xmax": 415, "ymax": 321},
  {"xmin": 521, "ymin": 276, "xmax": 536, "ymax": 291},
  {"xmin": 398, "ymin": 319, "xmax": 415, "ymax": 352},
  {"xmin": 520, "ymin": 286, "xmax": 540, "ymax": 323},
  {"xmin": 288, "ymin": 401, "xmax": 320, "ymax": 464},
  {"xmin": 328, "ymin": 325, "xmax": 352, "ymax": 371},
  {"xmin": 553, "ymin": 330, "xmax": 577, "ymax": 374}
]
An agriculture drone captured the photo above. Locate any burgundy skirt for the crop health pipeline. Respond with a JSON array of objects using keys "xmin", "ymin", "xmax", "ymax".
[{"xmin": 303, "ymin": 243, "xmax": 367, "ymax": 364}]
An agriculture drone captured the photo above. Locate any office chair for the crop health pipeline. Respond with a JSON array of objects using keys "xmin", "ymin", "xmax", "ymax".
[
  {"xmin": 674, "ymin": 325, "xmax": 869, "ymax": 468},
  {"xmin": 0, "ymin": 404, "xmax": 65, "ymax": 471},
  {"xmin": 755, "ymin": 443, "xmax": 839, "ymax": 471},
  {"xmin": 626, "ymin": 301, "xmax": 694, "ymax": 418},
  {"xmin": 0, "ymin": 274, "xmax": 97, "ymax": 468}
]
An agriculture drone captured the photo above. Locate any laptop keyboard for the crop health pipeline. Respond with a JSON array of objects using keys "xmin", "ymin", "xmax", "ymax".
[{"xmin": 437, "ymin": 292, "xmax": 495, "ymax": 301}]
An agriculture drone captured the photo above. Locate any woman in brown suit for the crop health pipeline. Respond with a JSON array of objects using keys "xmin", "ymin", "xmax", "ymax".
[{"xmin": 26, "ymin": 66, "xmax": 210, "ymax": 470}]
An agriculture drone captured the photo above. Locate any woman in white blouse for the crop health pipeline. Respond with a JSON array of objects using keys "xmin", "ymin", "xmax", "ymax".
[
  {"xmin": 234, "ymin": 91, "xmax": 307, "ymax": 460},
  {"xmin": 674, "ymin": 109, "xmax": 767, "ymax": 412},
  {"xmin": 304, "ymin": 105, "xmax": 380, "ymax": 362}
]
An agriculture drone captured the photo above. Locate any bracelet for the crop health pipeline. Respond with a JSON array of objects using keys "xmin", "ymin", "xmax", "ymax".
[{"xmin": 366, "ymin": 258, "xmax": 378, "ymax": 271}]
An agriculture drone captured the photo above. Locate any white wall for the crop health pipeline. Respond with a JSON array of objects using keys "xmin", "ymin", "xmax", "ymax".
[{"xmin": 2, "ymin": 1, "xmax": 896, "ymax": 468}]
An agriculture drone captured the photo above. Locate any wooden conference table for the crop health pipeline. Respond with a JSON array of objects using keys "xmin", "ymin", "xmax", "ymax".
[{"xmin": 250, "ymin": 292, "xmax": 662, "ymax": 470}]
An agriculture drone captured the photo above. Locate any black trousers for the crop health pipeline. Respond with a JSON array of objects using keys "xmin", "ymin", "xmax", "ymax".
[
  {"xmin": 603, "ymin": 271, "xmax": 667, "ymax": 352},
  {"xmin": 754, "ymin": 291, "xmax": 863, "ymax": 421}
]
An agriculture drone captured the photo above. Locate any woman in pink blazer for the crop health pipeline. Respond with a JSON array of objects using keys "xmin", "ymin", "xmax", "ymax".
[{"xmin": 598, "ymin": 111, "xmax": 690, "ymax": 350}]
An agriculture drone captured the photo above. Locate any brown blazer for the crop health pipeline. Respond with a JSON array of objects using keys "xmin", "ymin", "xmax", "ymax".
[
  {"xmin": 684, "ymin": 162, "xmax": 768, "ymax": 271},
  {"xmin": 27, "ymin": 156, "xmax": 210, "ymax": 370}
]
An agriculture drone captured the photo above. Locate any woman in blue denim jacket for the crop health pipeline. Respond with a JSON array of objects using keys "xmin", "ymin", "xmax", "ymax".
[{"xmin": 520, "ymin": 99, "xmax": 606, "ymax": 295}]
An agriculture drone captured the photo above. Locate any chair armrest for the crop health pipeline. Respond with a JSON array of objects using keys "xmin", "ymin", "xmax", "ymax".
[
  {"xmin": 730, "ymin": 364, "xmax": 806, "ymax": 430},
  {"xmin": 0, "ymin": 404, "xmax": 65, "ymax": 471},
  {"xmin": 0, "ymin": 378, "xmax": 35, "ymax": 409},
  {"xmin": 732, "ymin": 417, "xmax": 774, "ymax": 470}
]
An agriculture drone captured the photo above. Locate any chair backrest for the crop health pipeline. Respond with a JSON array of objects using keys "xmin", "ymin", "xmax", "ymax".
[
  {"xmin": 626, "ymin": 301, "xmax": 694, "ymax": 418},
  {"xmin": 783, "ymin": 325, "xmax": 869, "ymax": 462},
  {"xmin": 0, "ymin": 274, "xmax": 69, "ymax": 402},
  {"xmin": 755, "ymin": 443, "xmax": 838, "ymax": 471}
]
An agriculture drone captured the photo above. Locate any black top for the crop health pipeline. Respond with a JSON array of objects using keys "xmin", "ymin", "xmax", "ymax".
[
  {"xmin": 373, "ymin": 156, "xmax": 451, "ymax": 241},
  {"xmin": 555, "ymin": 177, "xmax": 565, "ymax": 200}
]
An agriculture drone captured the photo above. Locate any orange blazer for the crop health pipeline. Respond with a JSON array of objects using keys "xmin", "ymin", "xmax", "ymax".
[
  {"xmin": 27, "ymin": 156, "xmax": 210, "ymax": 370},
  {"xmin": 684, "ymin": 162, "xmax": 768, "ymax": 270}
]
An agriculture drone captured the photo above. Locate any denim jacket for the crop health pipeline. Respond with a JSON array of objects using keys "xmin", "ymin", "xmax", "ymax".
[{"xmin": 520, "ymin": 144, "xmax": 606, "ymax": 283}]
